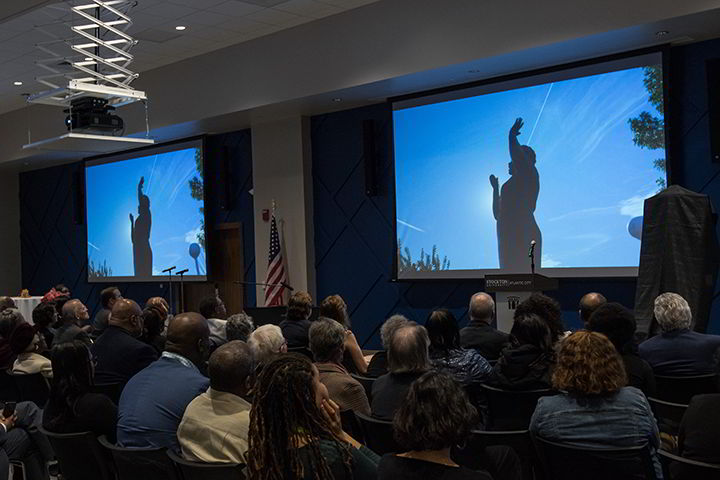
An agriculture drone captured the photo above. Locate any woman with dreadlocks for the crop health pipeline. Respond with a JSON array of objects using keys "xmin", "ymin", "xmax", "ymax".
[{"xmin": 248, "ymin": 353, "xmax": 380, "ymax": 480}]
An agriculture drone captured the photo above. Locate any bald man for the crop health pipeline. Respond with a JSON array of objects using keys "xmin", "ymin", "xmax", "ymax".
[
  {"xmin": 459, "ymin": 292, "xmax": 510, "ymax": 361},
  {"xmin": 53, "ymin": 299, "xmax": 92, "ymax": 346},
  {"xmin": 579, "ymin": 292, "xmax": 607, "ymax": 326},
  {"xmin": 117, "ymin": 312, "xmax": 210, "ymax": 450},
  {"xmin": 91, "ymin": 299, "xmax": 158, "ymax": 385}
]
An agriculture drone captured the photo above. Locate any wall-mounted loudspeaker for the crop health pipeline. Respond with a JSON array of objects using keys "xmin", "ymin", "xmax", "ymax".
[
  {"xmin": 72, "ymin": 168, "xmax": 84, "ymax": 225},
  {"xmin": 363, "ymin": 119, "xmax": 378, "ymax": 196},
  {"xmin": 707, "ymin": 58, "xmax": 720, "ymax": 163}
]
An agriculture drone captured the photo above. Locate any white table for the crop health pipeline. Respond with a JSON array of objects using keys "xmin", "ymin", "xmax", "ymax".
[{"xmin": 10, "ymin": 297, "xmax": 43, "ymax": 324}]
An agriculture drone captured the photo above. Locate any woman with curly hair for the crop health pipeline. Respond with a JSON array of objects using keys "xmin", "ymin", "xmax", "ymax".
[
  {"xmin": 247, "ymin": 353, "xmax": 379, "ymax": 480},
  {"xmin": 530, "ymin": 330, "xmax": 661, "ymax": 478}
]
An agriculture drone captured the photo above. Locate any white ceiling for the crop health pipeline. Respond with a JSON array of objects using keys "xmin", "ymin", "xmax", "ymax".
[{"xmin": 0, "ymin": 0, "xmax": 380, "ymax": 115}]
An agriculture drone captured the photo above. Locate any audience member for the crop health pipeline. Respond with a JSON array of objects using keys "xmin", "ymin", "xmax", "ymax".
[
  {"xmin": 380, "ymin": 371, "xmax": 496, "ymax": 480},
  {"xmin": 141, "ymin": 305, "xmax": 167, "ymax": 354},
  {"xmin": 145, "ymin": 297, "xmax": 170, "ymax": 317},
  {"xmin": 53, "ymin": 299, "xmax": 92, "ymax": 346},
  {"xmin": 309, "ymin": 318, "xmax": 370, "ymax": 415},
  {"xmin": 91, "ymin": 299, "xmax": 158, "ymax": 385},
  {"xmin": 43, "ymin": 341, "xmax": 117, "ymax": 442},
  {"xmin": 117, "ymin": 312, "xmax": 210, "ymax": 449},
  {"xmin": 514, "ymin": 293, "xmax": 565, "ymax": 344},
  {"xmin": 367, "ymin": 315, "xmax": 410, "ymax": 378},
  {"xmin": 11, "ymin": 322, "xmax": 52, "ymax": 378},
  {"xmin": 0, "ymin": 297, "xmax": 15, "ymax": 311},
  {"xmin": 639, "ymin": 292, "xmax": 720, "ymax": 375},
  {"xmin": 320, "ymin": 294, "xmax": 368, "ymax": 375},
  {"xmin": 460, "ymin": 292, "xmax": 509, "ymax": 361},
  {"xmin": 32, "ymin": 302, "xmax": 56, "ymax": 350},
  {"xmin": 199, "ymin": 296, "xmax": 228, "ymax": 348},
  {"xmin": 178, "ymin": 341, "xmax": 255, "ymax": 463},
  {"xmin": 372, "ymin": 324, "xmax": 430, "ymax": 421},
  {"xmin": 0, "ymin": 400, "xmax": 53, "ymax": 480},
  {"xmin": 226, "ymin": 313, "xmax": 255, "ymax": 342},
  {"xmin": 279, "ymin": 291, "xmax": 313, "ymax": 348},
  {"xmin": 426, "ymin": 309, "xmax": 491, "ymax": 386},
  {"xmin": 674, "ymin": 393, "xmax": 720, "ymax": 479},
  {"xmin": 530, "ymin": 331, "xmax": 662, "ymax": 478},
  {"xmin": 0, "ymin": 309, "xmax": 24, "ymax": 369},
  {"xmin": 92, "ymin": 286, "xmax": 121, "ymax": 339},
  {"xmin": 587, "ymin": 302, "xmax": 656, "ymax": 397},
  {"xmin": 247, "ymin": 354, "xmax": 379, "ymax": 480},
  {"xmin": 579, "ymin": 292, "xmax": 607, "ymax": 326},
  {"xmin": 489, "ymin": 313, "xmax": 554, "ymax": 390},
  {"xmin": 248, "ymin": 324, "xmax": 287, "ymax": 367}
]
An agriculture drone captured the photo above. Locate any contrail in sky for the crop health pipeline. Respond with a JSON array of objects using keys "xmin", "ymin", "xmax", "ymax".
[
  {"xmin": 528, "ymin": 83, "xmax": 553, "ymax": 145},
  {"xmin": 397, "ymin": 219, "xmax": 426, "ymax": 232},
  {"xmin": 88, "ymin": 242, "xmax": 100, "ymax": 251}
]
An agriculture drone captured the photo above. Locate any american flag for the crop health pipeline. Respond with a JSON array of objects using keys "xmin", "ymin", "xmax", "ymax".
[{"xmin": 263, "ymin": 213, "xmax": 286, "ymax": 307}]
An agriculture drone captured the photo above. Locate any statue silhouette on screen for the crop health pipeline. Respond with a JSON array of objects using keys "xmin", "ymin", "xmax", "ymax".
[
  {"xmin": 129, "ymin": 176, "xmax": 152, "ymax": 276},
  {"xmin": 489, "ymin": 118, "xmax": 542, "ymax": 272}
]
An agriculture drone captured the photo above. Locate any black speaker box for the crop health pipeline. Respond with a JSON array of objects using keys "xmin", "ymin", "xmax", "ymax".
[
  {"xmin": 363, "ymin": 119, "xmax": 378, "ymax": 196},
  {"xmin": 707, "ymin": 58, "xmax": 720, "ymax": 163}
]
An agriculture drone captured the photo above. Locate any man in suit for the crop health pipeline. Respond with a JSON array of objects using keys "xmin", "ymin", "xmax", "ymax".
[
  {"xmin": 460, "ymin": 292, "xmax": 509, "ymax": 361},
  {"xmin": 53, "ymin": 299, "xmax": 92, "ymax": 346},
  {"xmin": 92, "ymin": 286, "xmax": 121, "ymax": 339},
  {"xmin": 117, "ymin": 312, "xmax": 210, "ymax": 450},
  {"xmin": 91, "ymin": 299, "xmax": 158, "ymax": 385}
]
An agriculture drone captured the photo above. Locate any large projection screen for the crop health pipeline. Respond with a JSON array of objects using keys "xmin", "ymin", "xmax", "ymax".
[
  {"xmin": 85, "ymin": 139, "xmax": 208, "ymax": 282},
  {"xmin": 393, "ymin": 52, "xmax": 667, "ymax": 279}
]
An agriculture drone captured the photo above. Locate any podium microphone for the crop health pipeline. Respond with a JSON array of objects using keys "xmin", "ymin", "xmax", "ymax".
[{"xmin": 528, "ymin": 240, "xmax": 536, "ymax": 257}]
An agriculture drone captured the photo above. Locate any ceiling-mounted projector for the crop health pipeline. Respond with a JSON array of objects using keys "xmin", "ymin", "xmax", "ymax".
[{"xmin": 63, "ymin": 96, "xmax": 124, "ymax": 133}]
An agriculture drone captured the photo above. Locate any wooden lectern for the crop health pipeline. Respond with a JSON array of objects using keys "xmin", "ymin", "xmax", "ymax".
[{"xmin": 485, "ymin": 274, "xmax": 559, "ymax": 333}]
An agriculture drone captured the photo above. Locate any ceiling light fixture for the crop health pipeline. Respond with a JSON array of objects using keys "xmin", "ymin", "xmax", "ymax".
[
  {"xmin": 175, "ymin": 25, "xmax": 187, "ymax": 31},
  {"xmin": 656, "ymin": 30, "xmax": 669, "ymax": 37},
  {"xmin": 332, "ymin": 97, "xmax": 342, "ymax": 102},
  {"xmin": 13, "ymin": 81, "xmax": 23, "ymax": 86}
]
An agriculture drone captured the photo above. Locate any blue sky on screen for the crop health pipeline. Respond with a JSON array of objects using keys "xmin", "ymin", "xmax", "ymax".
[
  {"xmin": 86, "ymin": 147, "xmax": 206, "ymax": 277},
  {"xmin": 394, "ymin": 65, "xmax": 663, "ymax": 270}
]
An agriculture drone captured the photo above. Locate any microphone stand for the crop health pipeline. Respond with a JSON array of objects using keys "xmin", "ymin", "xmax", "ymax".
[
  {"xmin": 529, "ymin": 243, "xmax": 536, "ymax": 275},
  {"xmin": 233, "ymin": 280, "xmax": 294, "ymax": 291},
  {"xmin": 163, "ymin": 266, "xmax": 176, "ymax": 314},
  {"xmin": 176, "ymin": 269, "xmax": 189, "ymax": 311}
]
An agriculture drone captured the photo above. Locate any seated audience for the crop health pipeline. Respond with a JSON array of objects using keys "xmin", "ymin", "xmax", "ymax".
[
  {"xmin": 530, "ymin": 331, "xmax": 662, "ymax": 478},
  {"xmin": 91, "ymin": 299, "xmax": 158, "ymax": 385},
  {"xmin": 248, "ymin": 324, "xmax": 287, "ymax": 367},
  {"xmin": 675, "ymin": 393, "xmax": 720, "ymax": 478},
  {"xmin": 117, "ymin": 312, "xmax": 210, "ymax": 450},
  {"xmin": 460, "ymin": 292, "xmax": 509, "ymax": 361},
  {"xmin": 426, "ymin": 309, "xmax": 491, "ymax": 386},
  {"xmin": 320, "ymin": 294, "xmax": 368, "ymax": 375},
  {"xmin": 141, "ymin": 305, "xmax": 167, "ymax": 354},
  {"xmin": 43, "ymin": 341, "xmax": 118, "ymax": 442},
  {"xmin": 279, "ymin": 291, "xmax": 314, "ymax": 348},
  {"xmin": 0, "ymin": 297, "xmax": 15, "ymax": 311},
  {"xmin": 32, "ymin": 302, "xmax": 56, "ymax": 350},
  {"xmin": 11, "ymin": 322, "xmax": 52, "ymax": 378},
  {"xmin": 53, "ymin": 299, "xmax": 92, "ymax": 346},
  {"xmin": 489, "ymin": 313, "xmax": 554, "ymax": 390},
  {"xmin": 380, "ymin": 371, "xmax": 498, "ymax": 480},
  {"xmin": 92, "ymin": 286, "xmax": 121, "ymax": 339},
  {"xmin": 247, "ymin": 354, "xmax": 379, "ymax": 480},
  {"xmin": 145, "ymin": 297, "xmax": 170, "ymax": 319},
  {"xmin": 514, "ymin": 293, "xmax": 566, "ymax": 344},
  {"xmin": 367, "ymin": 315, "xmax": 411, "ymax": 378},
  {"xmin": 0, "ymin": 401, "xmax": 53, "ymax": 480},
  {"xmin": 0, "ymin": 309, "xmax": 24, "ymax": 369},
  {"xmin": 639, "ymin": 292, "xmax": 720, "ymax": 375},
  {"xmin": 579, "ymin": 292, "xmax": 607, "ymax": 326},
  {"xmin": 310, "ymin": 318, "xmax": 370, "ymax": 415},
  {"xmin": 587, "ymin": 302, "xmax": 656, "ymax": 397},
  {"xmin": 226, "ymin": 313, "xmax": 255, "ymax": 342},
  {"xmin": 178, "ymin": 341, "xmax": 254, "ymax": 463},
  {"xmin": 199, "ymin": 296, "xmax": 228, "ymax": 348},
  {"xmin": 372, "ymin": 324, "xmax": 431, "ymax": 420}
]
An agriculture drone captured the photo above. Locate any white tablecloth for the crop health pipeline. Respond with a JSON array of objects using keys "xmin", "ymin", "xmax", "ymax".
[{"xmin": 11, "ymin": 297, "xmax": 43, "ymax": 324}]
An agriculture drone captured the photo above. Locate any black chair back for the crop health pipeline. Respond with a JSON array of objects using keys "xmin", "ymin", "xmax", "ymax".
[
  {"xmin": 350, "ymin": 374, "xmax": 374, "ymax": 402},
  {"xmin": 167, "ymin": 449, "xmax": 245, "ymax": 480},
  {"xmin": 648, "ymin": 397, "xmax": 688, "ymax": 436},
  {"xmin": 533, "ymin": 436, "xmax": 659, "ymax": 480},
  {"xmin": 98, "ymin": 435, "xmax": 178, "ymax": 480},
  {"xmin": 12, "ymin": 373, "xmax": 49, "ymax": 408},
  {"xmin": 339, "ymin": 409, "xmax": 363, "ymax": 443},
  {"xmin": 480, "ymin": 384, "xmax": 554, "ymax": 430},
  {"xmin": 452, "ymin": 429, "xmax": 536, "ymax": 480},
  {"xmin": 90, "ymin": 383, "xmax": 125, "ymax": 405},
  {"xmin": 0, "ymin": 370, "xmax": 19, "ymax": 402},
  {"xmin": 654, "ymin": 374, "xmax": 718, "ymax": 404},
  {"xmin": 354, "ymin": 411, "xmax": 402, "ymax": 455},
  {"xmin": 39, "ymin": 427, "xmax": 115, "ymax": 480},
  {"xmin": 287, "ymin": 346, "xmax": 314, "ymax": 362},
  {"xmin": 658, "ymin": 449, "xmax": 720, "ymax": 480}
]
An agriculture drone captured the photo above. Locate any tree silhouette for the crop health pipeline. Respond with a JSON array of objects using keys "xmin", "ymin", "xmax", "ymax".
[
  {"xmin": 88, "ymin": 259, "xmax": 112, "ymax": 279},
  {"xmin": 628, "ymin": 65, "xmax": 666, "ymax": 189},
  {"xmin": 398, "ymin": 240, "xmax": 450, "ymax": 273},
  {"xmin": 188, "ymin": 148, "xmax": 206, "ymax": 249}
]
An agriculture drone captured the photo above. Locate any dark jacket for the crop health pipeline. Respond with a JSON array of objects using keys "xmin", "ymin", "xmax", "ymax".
[
  {"xmin": 366, "ymin": 351, "xmax": 388, "ymax": 378},
  {"xmin": 54, "ymin": 323, "xmax": 92, "ymax": 346},
  {"xmin": 91, "ymin": 326, "xmax": 159, "ymax": 385},
  {"xmin": 279, "ymin": 318, "xmax": 312, "ymax": 349},
  {"xmin": 43, "ymin": 392, "xmax": 118, "ymax": 443},
  {"xmin": 677, "ymin": 393, "xmax": 720, "ymax": 476},
  {"xmin": 622, "ymin": 353, "xmax": 656, "ymax": 397},
  {"xmin": 489, "ymin": 344, "xmax": 553, "ymax": 391},
  {"xmin": 460, "ymin": 321, "xmax": 510, "ymax": 361},
  {"xmin": 639, "ymin": 329, "xmax": 720, "ymax": 375},
  {"xmin": 371, "ymin": 371, "xmax": 425, "ymax": 421},
  {"xmin": 429, "ymin": 347, "xmax": 492, "ymax": 386}
]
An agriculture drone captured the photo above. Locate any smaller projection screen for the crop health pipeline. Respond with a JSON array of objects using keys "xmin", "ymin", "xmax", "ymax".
[
  {"xmin": 393, "ymin": 52, "xmax": 668, "ymax": 279},
  {"xmin": 85, "ymin": 139, "xmax": 207, "ymax": 282}
]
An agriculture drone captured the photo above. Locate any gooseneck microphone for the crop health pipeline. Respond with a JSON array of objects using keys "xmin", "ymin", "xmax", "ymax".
[{"xmin": 528, "ymin": 240, "xmax": 536, "ymax": 258}]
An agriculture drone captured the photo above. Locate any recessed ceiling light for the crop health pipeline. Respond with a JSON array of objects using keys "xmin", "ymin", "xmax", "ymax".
[
  {"xmin": 656, "ymin": 30, "xmax": 669, "ymax": 37},
  {"xmin": 13, "ymin": 81, "xmax": 22, "ymax": 86},
  {"xmin": 332, "ymin": 98, "xmax": 342, "ymax": 102},
  {"xmin": 175, "ymin": 25, "xmax": 187, "ymax": 31}
]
